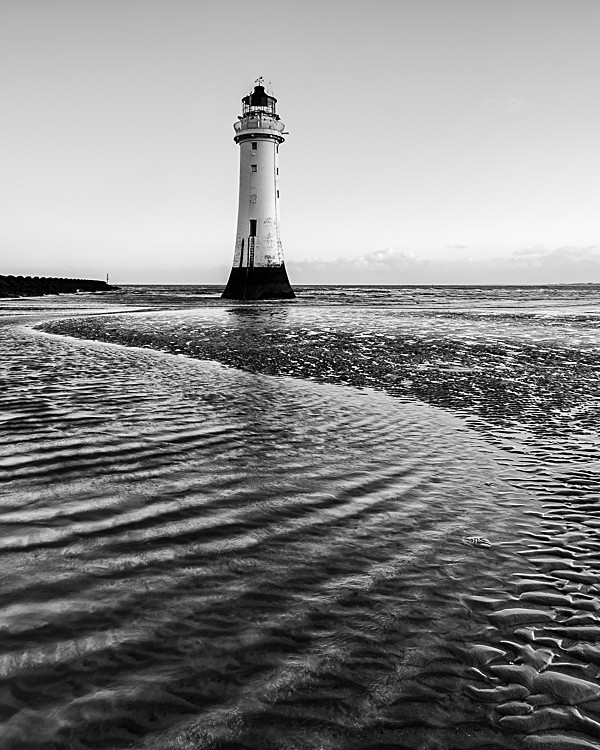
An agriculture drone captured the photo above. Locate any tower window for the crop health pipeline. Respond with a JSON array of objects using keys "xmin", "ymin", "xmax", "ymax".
[
  {"xmin": 249, "ymin": 219, "xmax": 257, "ymax": 236},
  {"xmin": 251, "ymin": 142, "xmax": 257, "ymax": 150},
  {"xmin": 277, "ymin": 190, "xmax": 280, "ymax": 198},
  {"xmin": 251, "ymin": 164, "xmax": 257, "ymax": 172}
]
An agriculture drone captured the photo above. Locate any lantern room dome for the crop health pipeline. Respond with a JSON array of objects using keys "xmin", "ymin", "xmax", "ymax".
[{"xmin": 242, "ymin": 85, "xmax": 278, "ymax": 116}]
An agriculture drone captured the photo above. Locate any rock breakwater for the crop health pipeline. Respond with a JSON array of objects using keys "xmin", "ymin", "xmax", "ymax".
[{"xmin": 0, "ymin": 275, "xmax": 117, "ymax": 298}]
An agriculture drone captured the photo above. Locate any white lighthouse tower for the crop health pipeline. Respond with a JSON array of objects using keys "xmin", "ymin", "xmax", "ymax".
[{"xmin": 222, "ymin": 79, "xmax": 295, "ymax": 299}]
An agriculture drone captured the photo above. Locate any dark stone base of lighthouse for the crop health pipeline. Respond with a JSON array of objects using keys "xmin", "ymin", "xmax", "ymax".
[{"xmin": 221, "ymin": 265, "xmax": 295, "ymax": 300}]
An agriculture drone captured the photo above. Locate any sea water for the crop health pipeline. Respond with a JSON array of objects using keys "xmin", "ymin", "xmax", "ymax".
[{"xmin": 2, "ymin": 285, "xmax": 600, "ymax": 749}]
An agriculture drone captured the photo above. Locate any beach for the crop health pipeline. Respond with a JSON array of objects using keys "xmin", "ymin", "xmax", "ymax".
[{"xmin": 2, "ymin": 285, "xmax": 600, "ymax": 749}]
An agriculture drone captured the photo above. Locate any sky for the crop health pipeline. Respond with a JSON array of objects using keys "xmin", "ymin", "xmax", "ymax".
[{"xmin": 1, "ymin": 0, "xmax": 599, "ymax": 285}]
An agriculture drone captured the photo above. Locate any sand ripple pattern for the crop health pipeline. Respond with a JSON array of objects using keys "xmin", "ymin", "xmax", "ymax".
[{"xmin": 2, "ymin": 285, "xmax": 600, "ymax": 749}]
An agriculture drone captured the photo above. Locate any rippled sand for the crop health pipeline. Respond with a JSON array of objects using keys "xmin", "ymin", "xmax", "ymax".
[{"xmin": 2, "ymin": 288, "xmax": 600, "ymax": 749}]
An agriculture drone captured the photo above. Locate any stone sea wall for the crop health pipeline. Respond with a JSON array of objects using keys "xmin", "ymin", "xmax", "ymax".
[{"xmin": 0, "ymin": 275, "xmax": 117, "ymax": 298}]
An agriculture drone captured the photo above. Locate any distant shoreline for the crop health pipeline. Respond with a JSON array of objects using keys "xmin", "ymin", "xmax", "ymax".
[{"xmin": 0, "ymin": 275, "xmax": 118, "ymax": 298}]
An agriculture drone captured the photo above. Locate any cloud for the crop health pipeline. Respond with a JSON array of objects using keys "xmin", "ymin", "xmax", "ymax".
[
  {"xmin": 512, "ymin": 245, "xmax": 548, "ymax": 256},
  {"xmin": 287, "ymin": 246, "xmax": 600, "ymax": 285}
]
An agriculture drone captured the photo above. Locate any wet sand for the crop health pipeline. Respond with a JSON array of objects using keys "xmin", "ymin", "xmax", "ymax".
[{"xmin": 2, "ymin": 289, "xmax": 600, "ymax": 748}]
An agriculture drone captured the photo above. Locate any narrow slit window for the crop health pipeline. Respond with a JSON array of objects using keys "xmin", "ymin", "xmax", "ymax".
[
  {"xmin": 251, "ymin": 164, "xmax": 257, "ymax": 172},
  {"xmin": 277, "ymin": 190, "xmax": 280, "ymax": 198},
  {"xmin": 249, "ymin": 219, "xmax": 257, "ymax": 237},
  {"xmin": 251, "ymin": 142, "xmax": 257, "ymax": 150}
]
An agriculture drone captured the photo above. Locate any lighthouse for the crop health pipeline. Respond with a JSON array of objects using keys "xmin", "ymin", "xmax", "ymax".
[{"xmin": 222, "ymin": 80, "xmax": 295, "ymax": 299}]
